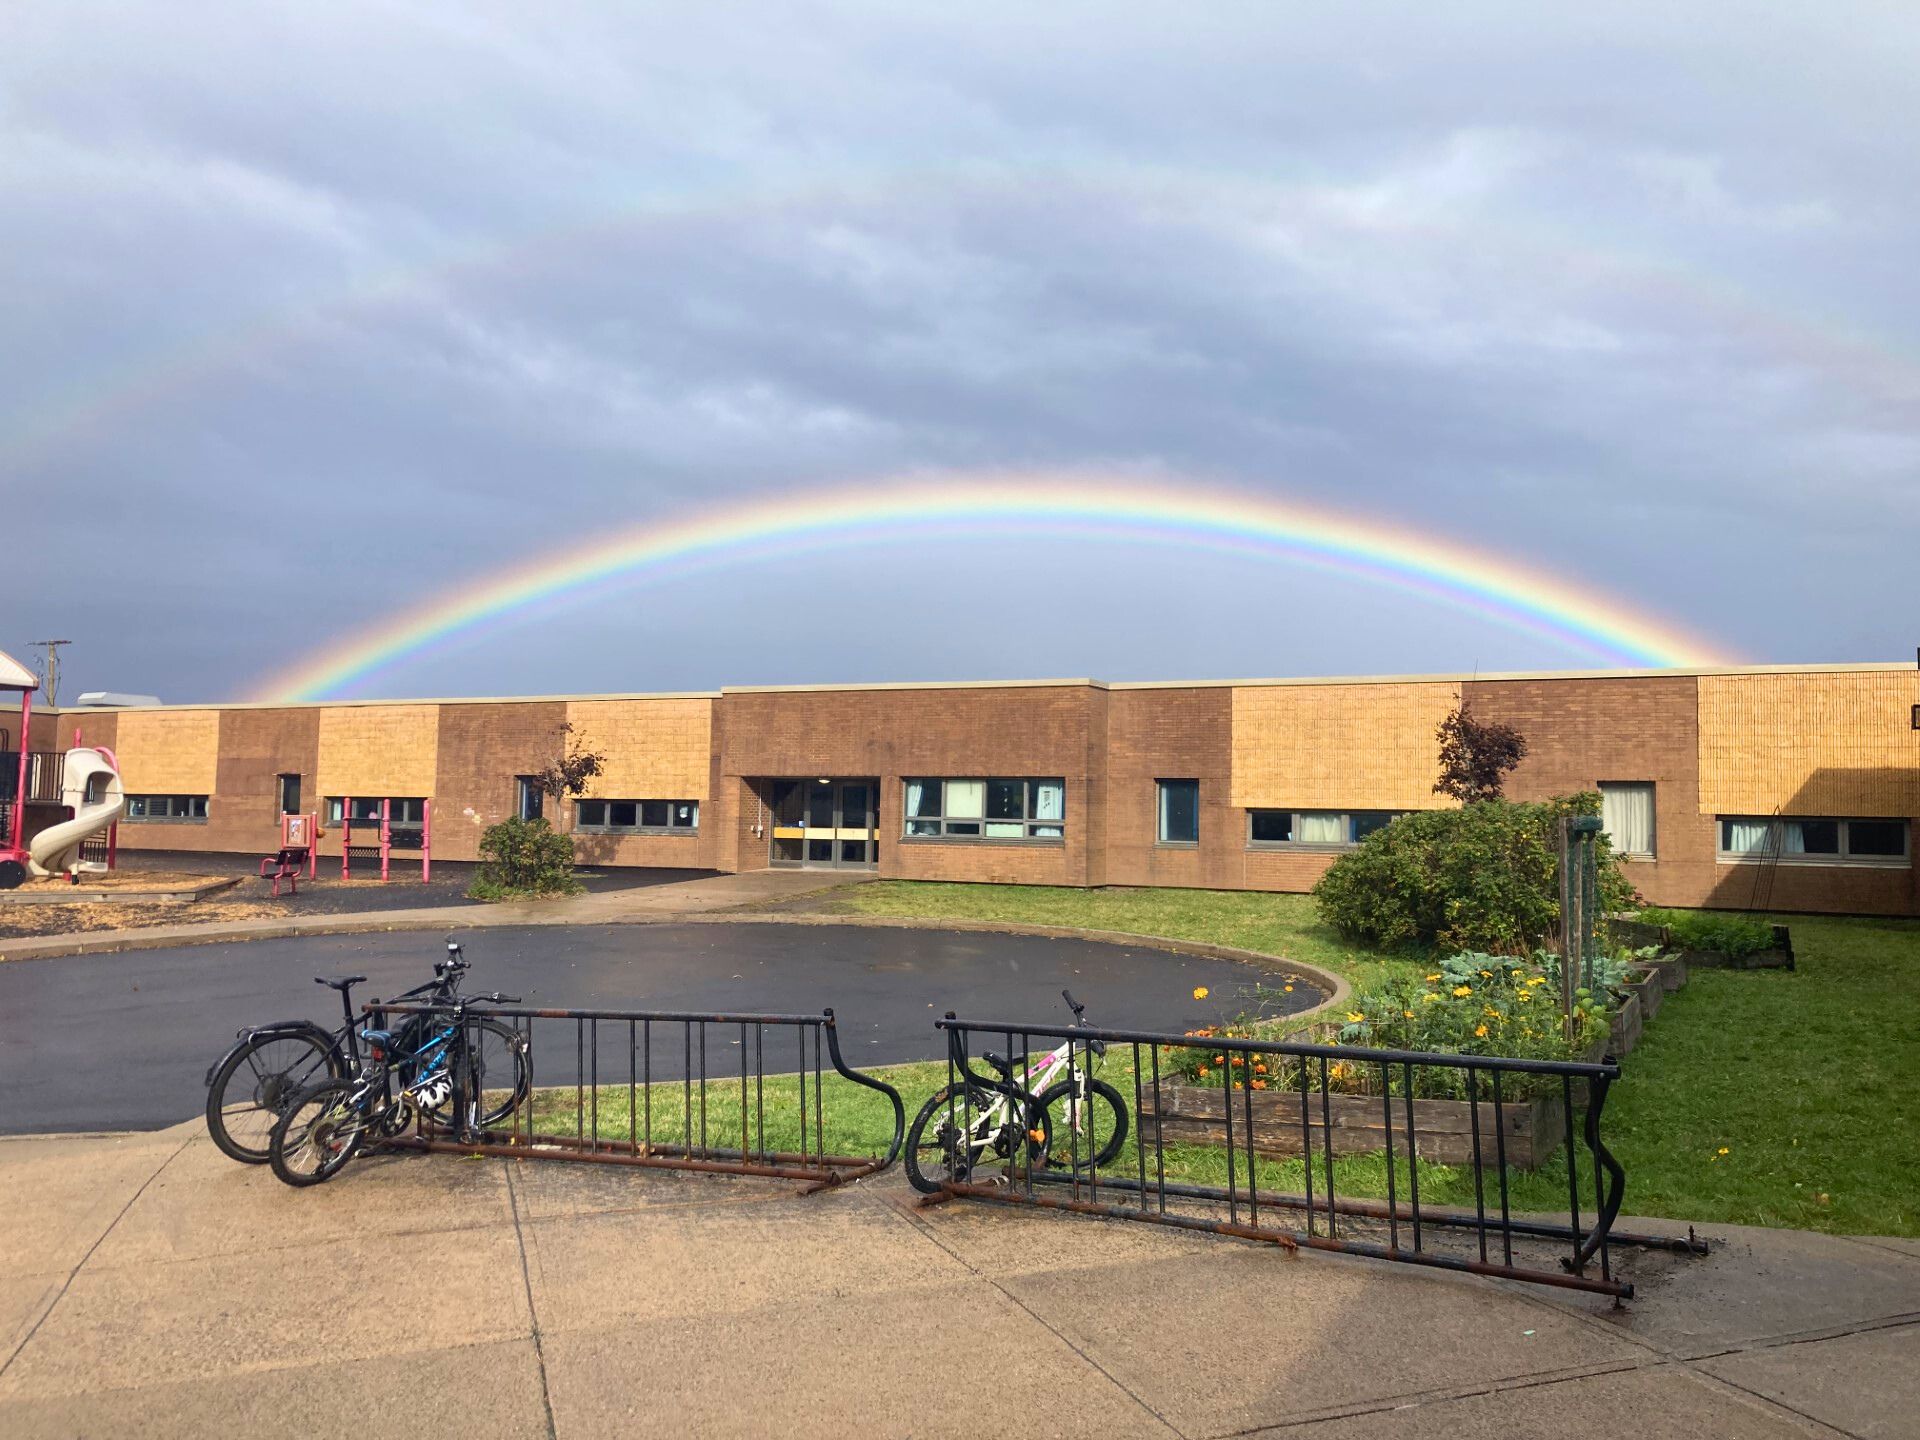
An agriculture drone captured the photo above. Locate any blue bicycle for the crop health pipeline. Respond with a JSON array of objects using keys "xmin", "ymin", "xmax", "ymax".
[{"xmin": 267, "ymin": 988, "xmax": 524, "ymax": 1186}]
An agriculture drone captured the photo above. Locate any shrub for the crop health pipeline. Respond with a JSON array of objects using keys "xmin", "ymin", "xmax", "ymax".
[
  {"xmin": 1637, "ymin": 907, "xmax": 1775, "ymax": 958},
  {"xmin": 1433, "ymin": 705, "xmax": 1528, "ymax": 803},
  {"xmin": 469, "ymin": 816, "xmax": 583, "ymax": 899},
  {"xmin": 1312, "ymin": 794, "xmax": 1634, "ymax": 954}
]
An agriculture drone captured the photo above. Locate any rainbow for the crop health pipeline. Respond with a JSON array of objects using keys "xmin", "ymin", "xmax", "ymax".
[{"xmin": 254, "ymin": 473, "xmax": 1733, "ymax": 702}]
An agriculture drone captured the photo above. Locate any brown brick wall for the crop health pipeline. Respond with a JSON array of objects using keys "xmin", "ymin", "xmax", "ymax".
[{"xmin": 1103, "ymin": 687, "xmax": 1237, "ymax": 890}]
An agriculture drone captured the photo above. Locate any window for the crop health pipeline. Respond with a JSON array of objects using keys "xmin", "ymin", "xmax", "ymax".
[
  {"xmin": 1157, "ymin": 780, "xmax": 1199, "ymax": 845},
  {"xmin": 1246, "ymin": 809, "xmax": 1403, "ymax": 848},
  {"xmin": 278, "ymin": 773, "xmax": 301, "ymax": 816},
  {"xmin": 1718, "ymin": 816, "xmax": 1909, "ymax": 865},
  {"xmin": 903, "ymin": 779, "xmax": 1065, "ymax": 841},
  {"xmin": 125, "ymin": 794, "xmax": 208, "ymax": 823},
  {"xmin": 574, "ymin": 799, "xmax": 699, "ymax": 834},
  {"xmin": 325, "ymin": 797, "xmax": 425, "ymax": 826},
  {"xmin": 516, "ymin": 777, "xmax": 544, "ymax": 822},
  {"xmin": 1599, "ymin": 782, "xmax": 1656, "ymax": 858}
]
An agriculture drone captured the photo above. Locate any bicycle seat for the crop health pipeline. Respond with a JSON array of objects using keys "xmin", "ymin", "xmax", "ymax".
[
  {"xmin": 980, "ymin": 1051, "xmax": 1013, "ymax": 1075},
  {"xmin": 316, "ymin": 975, "xmax": 368, "ymax": 991},
  {"xmin": 358, "ymin": 1028, "xmax": 399, "ymax": 1058}
]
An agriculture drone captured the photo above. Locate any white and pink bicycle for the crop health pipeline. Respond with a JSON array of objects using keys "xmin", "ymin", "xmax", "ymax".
[{"xmin": 905, "ymin": 989, "xmax": 1130, "ymax": 1192}]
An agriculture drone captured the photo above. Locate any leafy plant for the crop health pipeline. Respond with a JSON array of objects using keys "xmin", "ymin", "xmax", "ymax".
[
  {"xmin": 1433, "ymin": 705, "xmax": 1528, "ymax": 803},
  {"xmin": 1312, "ymin": 793, "xmax": 1635, "ymax": 954},
  {"xmin": 529, "ymin": 722, "xmax": 607, "ymax": 801},
  {"xmin": 469, "ymin": 816, "xmax": 583, "ymax": 899},
  {"xmin": 1637, "ymin": 907, "xmax": 1776, "ymax": 958}
]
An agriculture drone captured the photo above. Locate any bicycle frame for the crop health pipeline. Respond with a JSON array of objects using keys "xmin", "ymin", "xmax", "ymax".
[{"xmin": 946, "ymin": 1030, "xmax": 1096, "ymax": 1163}]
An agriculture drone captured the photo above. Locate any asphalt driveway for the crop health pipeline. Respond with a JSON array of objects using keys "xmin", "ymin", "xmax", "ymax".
[{"xmin": 0, "ymin": 922, "xmax": 1321, "ymax": 1133}]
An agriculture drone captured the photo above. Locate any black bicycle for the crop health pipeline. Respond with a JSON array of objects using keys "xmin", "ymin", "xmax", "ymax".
[
  {"xmin": 905, "ymin": 989, "xmax": 1129, "ymax": 1193},
  {"xmin": 203, "ymin": 940, "xmax": 528, "ymax": 1163},
  {"xmin": 267, "ymin": 989, "xmax": 522, "ymax": 1187}
]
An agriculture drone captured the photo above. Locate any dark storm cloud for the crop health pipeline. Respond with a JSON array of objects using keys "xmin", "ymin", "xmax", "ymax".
[{"xmin": 2, "ymin": 2, "xmax": 1915, "ymax": 699}]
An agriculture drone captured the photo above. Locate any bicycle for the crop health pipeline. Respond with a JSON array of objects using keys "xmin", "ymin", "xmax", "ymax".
[
  {"xmin": 905, "ymin": 989, "xmax": 1129, "ymax": 1193},
  {"xmin": 203, "ymin": 939, "xmax": 527, "ymax": 1163},
  {"xmin": 266, "ymin": 988, "xmax": 523, "ymax": 1187}
]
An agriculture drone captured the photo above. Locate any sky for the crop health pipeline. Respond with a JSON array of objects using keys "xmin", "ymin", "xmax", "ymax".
[{"xmin": 3, "ymin": 3, "xmax": 1916, "ymax": 703}]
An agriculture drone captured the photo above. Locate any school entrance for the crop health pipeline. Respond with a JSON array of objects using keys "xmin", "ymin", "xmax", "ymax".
[{"xmin": 767, "ymin": 777, "xmax": 879, "ymax": 869}]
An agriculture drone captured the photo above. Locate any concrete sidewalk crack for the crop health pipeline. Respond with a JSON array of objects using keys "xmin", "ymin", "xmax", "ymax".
[
  {"xmin": 890, "ymin": 1201, "xmax": 1186, "ymax": 1439},
  {"xmin": 0, "ymin": 1133, "xmax": 194, "ymax": 1382},
  {"xmin": 504, "ymin": 1161, "xmax": 559, "ymax": 1440}
]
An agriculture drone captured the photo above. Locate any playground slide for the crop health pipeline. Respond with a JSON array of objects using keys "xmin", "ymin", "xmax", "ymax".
[{"xmin": 28, "ymin": 747, "xmax": 126, "ymax": 877}]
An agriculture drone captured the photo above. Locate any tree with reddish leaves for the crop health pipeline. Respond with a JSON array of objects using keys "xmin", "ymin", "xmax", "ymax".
[{"xmin": 1433, "ymin": 705, "xmax": 1528, "ymax": 803}]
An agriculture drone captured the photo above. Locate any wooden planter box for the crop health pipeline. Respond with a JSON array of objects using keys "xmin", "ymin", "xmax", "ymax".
[
  {"xmin": 1607, "ymin": 989, "xmax": 1643, "ymax": 1057},
  {"xmin": 1621, "ymin": 967, "xmax": 1664, "ymax": 1021},
  {"xmin": 1640, "ymin": 954, "xmax": 1689, "ymax": 992},
  {"xmin": 1139, "ymin": 1082, "xmax": 1567, "ymax": 1171}
]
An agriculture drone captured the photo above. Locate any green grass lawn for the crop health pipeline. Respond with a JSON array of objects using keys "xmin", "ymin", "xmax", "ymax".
[{"xmin": 762, "ymin": 882, "xmax": 1920, "ymax": 1237}]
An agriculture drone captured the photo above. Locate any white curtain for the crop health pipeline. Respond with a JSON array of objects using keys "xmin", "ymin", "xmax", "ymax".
[
  {"xmin": 1601, "ymin": 784, "xmax": 1655, "ymax": 856},
  {"xmin": 1782, "ymin": 821, "xmax": 1807, "ymax": 854},
  {"xmin": 1034, "ymin": 782, "xmax": 1064, "ymax": 821},
  {"xmin": 904, "ymin": 780, "xmax": 927, "ymax": 816},
  {"xmin": 1299, "ymin": 812, "xmax": 1346, "ymax": 844},
  {"xmin": 1724, "ymin": 819, "xmax": 1774, "ymax": 853},
  {"xmin": 944, "ymin": 780, "xmax": 984, "ymax": 819}
]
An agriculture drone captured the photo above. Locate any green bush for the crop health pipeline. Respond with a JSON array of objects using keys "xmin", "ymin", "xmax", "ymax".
[
  {"xmin": 1637, "ymin": 906, "xmax": 1775, "ymax": 957},
  {"xmin": 469, "ymin": 816, "xmax": 583, "ymax": 900},
  {"xmin": 1311, "ymin": 794, "xmax": 1635, "ymax": 954}
]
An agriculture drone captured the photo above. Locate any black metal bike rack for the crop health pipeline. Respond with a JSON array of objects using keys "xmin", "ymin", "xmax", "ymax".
[
  {"xmin": 930, "ymin": 1013, "xmax": 1708, "ymax": 1298},
  {"xmin": 368, "ymin": 1002, "xmax": 904, "ymax": 1190}
]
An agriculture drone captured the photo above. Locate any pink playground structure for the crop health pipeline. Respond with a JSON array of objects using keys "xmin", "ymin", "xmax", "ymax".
[
  {"xmin": 0, "ymin": 647, "xmax": 124, "ymax": 888},
  {"xmin": 258, "ymin": 812, "xmax": 319, "ymax": 897},
  {"xmin": 337, "ymin": 796, "xmax": 432, "ymax": 883}
]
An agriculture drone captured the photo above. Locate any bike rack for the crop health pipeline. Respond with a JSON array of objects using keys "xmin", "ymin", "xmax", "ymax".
[
  {"xmin": 367, "ymin": 1002, "xmax": 904, "ymax": 1190},
  {"xmin": 929, "ymin": 1013, "xmax": 1708, "ymax": 1299}
]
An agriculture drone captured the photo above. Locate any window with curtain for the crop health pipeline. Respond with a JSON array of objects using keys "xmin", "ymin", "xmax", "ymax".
[
  {"xmin": 1599, "ymin": 782, "xmax": 1656, "ymax": 857},
  {"xmin": 902, "ymin": 779, "xmax": 1065, "ymax": 840},
  {"xmin": 1718, "ymin": 816, "xmax": 1908, "ymax": 864},
  {"xmin": 574, "ymin": 799, "xmax": 699, "ymax": 834},
  {"xmin": 1246, "ymin": 808, "xmax": 1408, "ymax": 848},
  {"xmin": 1157, "ymin": 780, "xmax": 1199, "ymax": 845},
  {"xmin": 325, "ymin": 796, "xmax": 424, "ymax": 825}
]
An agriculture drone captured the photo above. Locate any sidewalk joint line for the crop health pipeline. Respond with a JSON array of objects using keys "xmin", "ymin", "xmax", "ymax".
[{"xmin": 503, "ymin": 1161, "xmax": 558, "ymax": 1440}]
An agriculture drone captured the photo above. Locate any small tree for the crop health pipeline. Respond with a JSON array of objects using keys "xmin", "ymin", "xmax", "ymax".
[
  {"xmin": 469, "ymin": 816, "xmax": 582, "ymax": 900},
  {"xmin": 529, "ymin": 722, "xmax": 606, "ymax": 801},
  {"xmin": 1433, "ymin": 705, "xmax": 1528, "ymax": 803}
]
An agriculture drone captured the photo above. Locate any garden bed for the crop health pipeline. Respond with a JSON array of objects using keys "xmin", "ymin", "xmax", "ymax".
[{"xmin": 1139, "ymin": 1082, "xmax": 1569, "ymax": 1170}]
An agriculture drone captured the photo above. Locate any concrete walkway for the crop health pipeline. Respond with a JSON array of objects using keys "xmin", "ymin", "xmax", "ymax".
[
  {"xmin": 0, "ymin": 868, "xmax": 864, "ymax": 963},
  {"xmin": 2, "ymin": 1124, "xmax": 1914, "ymax": 1438}
]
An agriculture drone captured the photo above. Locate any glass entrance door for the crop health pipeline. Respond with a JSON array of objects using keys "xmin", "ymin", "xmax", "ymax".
[{"xmin": 768, "ymin": 779, "xmax": 878, "ymax": 868}]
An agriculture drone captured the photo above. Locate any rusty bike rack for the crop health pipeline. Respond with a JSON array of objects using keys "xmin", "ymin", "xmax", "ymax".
[
  {"xmin": 368, "ymin": 1002, "xmax": 904, "ymax": 1190},
  {"xmin": 927, "ymin": 1013, "xmax": 1708, "ymax": 1299}
]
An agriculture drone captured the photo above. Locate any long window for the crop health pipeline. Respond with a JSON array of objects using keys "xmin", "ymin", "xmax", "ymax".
[
  {"xmin": 1247, "ymin": 808, "xmax": 1401, "ymax": 848},
  {"xmin": 1599, "ymin": 782, "xmax": 1656, "ymax": 858},
  {"xmin": 125, "ymin": 794, "xmax": 208, "ymax": 823},
  {"xmin": 904, "ymin": 778, "xmax": 1065, "ymax": 841},
  {"xmin": 1718, "ymin": 816, "xmax": 1908, "ymax": 865},
  {"xmin": 516, "ymin": 778, "xmax": 544, "ymax": 822},
  {"xmin": 1157, "ymin": 780, "xmax": 1199, "ymax": 845},
  {"xmin": 326, "ymin": 797, "xmax": 425, "ymax": 826},
  {"xmin": 575, "ymin": 799, "xmax": 699, "ymax": 834}
]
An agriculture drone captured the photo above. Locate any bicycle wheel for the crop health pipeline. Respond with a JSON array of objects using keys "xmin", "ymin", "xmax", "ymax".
[
  {"xmin": 416, "ymin": 1017, "xmax": 528, "ymax": 1131},
  {"xmin": 1035, "ymin": 1077, "xmax": 1129, "ymax": 1171},
  {"xmin": 904, "ymin": 1084, "xmax": 1048, "ymax": 1194},
  {"xmin": 268, "ymin": 1079, "xmax": 370, "ymax": 1187},
  {"xmin": 205, "ymin": 1031, "xmax": 342, "ymax": 1164}
]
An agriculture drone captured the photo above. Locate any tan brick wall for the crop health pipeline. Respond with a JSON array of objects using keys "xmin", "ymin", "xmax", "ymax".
[
  {"xmin": 113, "ymin": 709, "xmax": 221, "ymax": 795},
  {"xmin": 1231, "ymin": 682, "xmax": 1460, "ymax": 811},
  {"xmin": 565, "ymin": 699, "xmax": 712, "ymax": 802},
  {"xmin": 317, "ymin": 705, "xmax": 440, "ymax": 797},
  {"xmin": 1699, "ymin": 672, "xmax": 1920, "ymax": 817}
]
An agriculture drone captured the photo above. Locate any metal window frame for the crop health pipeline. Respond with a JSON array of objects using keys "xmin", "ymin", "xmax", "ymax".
[
  {"xmin": 123, "ymin": 793, "xmax": 210, "ymax": 824},
  {"xmin": 1155, "ymin": 778, "xmax": 1200, "ymax": 847},
  {"xmin": 572, "ymin": 797, "xmax": 701, "ymax": 836},
  {"xmin": 1715, "ymin": 813, "xmax": 1910, "ymax": 866},
  {"xmin": 899, "ymin": 776, "xmax": 1066, "ymax": 845},
  {"xmin": 1245, "ymin": 807, "xmax": 1401, "ymax": 852}
]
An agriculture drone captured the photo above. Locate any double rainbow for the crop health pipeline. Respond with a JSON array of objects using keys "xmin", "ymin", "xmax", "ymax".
[{"xmin": 254, "ymin": 473, "xmax": 1732, "ymax": 702}]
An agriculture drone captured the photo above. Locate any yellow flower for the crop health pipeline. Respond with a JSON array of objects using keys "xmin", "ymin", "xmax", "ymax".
[
  {"xmin": 1346, "ymin": 1011, "xmax": 1366, "ymax": 1024},
  {"xmin": 1474, "ymin": 1024, "xmax": 1488, "ymax": 1038},
  {"xmin": 1479, "ymin": 969, "xmax": 1492, "ymax": 978},
  {"xmin": 1403, "ymin": 1010, "xmax": 1416, "ymax": 1019},
  {"xmin": 1424, "ymin": 973, "xmax": 1441, "ymax": 982},
  {"xmin": 1528, "ymin": 976, "xmax": 1547, "ymax": 987},
  {"xmin": 1422, "ymin": 992, "xmax": 1441, "ymax": 1004},
  {"xmin": 1283, "ymin": 984, "xmax": 1294, "ymax": 993},
  {"xmin": 1453, "ymin": 986, "xmax": 1473, "ymax": 998},
  {"xmin": 1717, "ymin": 1146, "xmax": 1730, "ymax": 1156},
  {"xmin": 1192, "ymin": 986, "xmax": 1209, "ymax": 1000}
]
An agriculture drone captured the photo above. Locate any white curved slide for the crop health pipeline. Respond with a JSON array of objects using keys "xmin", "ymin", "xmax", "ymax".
[{"xmin": 28, "ymin": 747, "xmax": 126, "ymax": 877}]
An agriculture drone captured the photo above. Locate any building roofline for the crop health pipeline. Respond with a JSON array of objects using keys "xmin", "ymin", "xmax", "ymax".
[{"xmin": 33, "ymin": 660, "xmax": 1913, "ymax": 714}]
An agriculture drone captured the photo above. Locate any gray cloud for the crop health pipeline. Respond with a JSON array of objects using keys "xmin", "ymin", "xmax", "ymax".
[{"xmin": 3, "ymin": 2, "xmax": 1915, "ymax": 700}]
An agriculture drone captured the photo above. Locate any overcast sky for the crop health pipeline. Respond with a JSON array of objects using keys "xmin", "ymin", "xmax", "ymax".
[{"xmin": 3, "ymin": 3, "xmax": 1916, "ymax": 703}]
